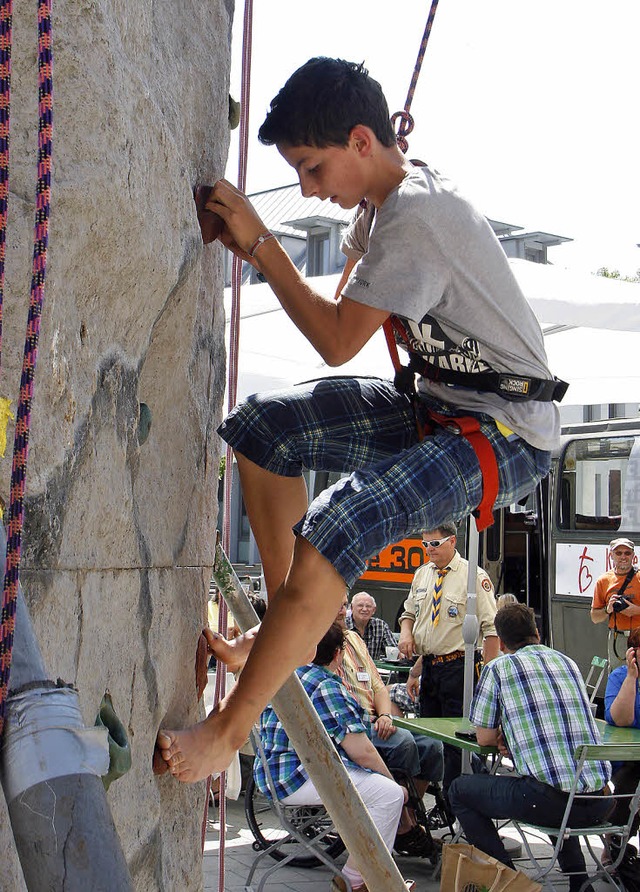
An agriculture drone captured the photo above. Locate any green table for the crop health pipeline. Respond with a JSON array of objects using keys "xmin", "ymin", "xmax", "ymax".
[
  {"xmin": 374, "ymin": 660, "xmax": 413, "ymax": 676},
  {"xmin": 392, "ymin": 715, "xmax": 499, "ymax": 756},
  {"xmin": 595, "ymin": 717, "xmax": 640, "ymax": 745}
]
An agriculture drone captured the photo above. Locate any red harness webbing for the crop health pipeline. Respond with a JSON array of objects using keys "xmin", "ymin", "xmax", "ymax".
[
  {"xmin": 383, "ymin": 319, "xmax": 498, "ymax": 531},
  {"xmin": 423, "ymin": 408, "xmax": 499, "ymax": 532}
]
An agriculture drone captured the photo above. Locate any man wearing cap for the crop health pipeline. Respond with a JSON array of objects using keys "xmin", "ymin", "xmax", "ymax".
[
  {"xmin": 398, "ymin": 522, "xmax": 499, "ymax": 799},
  {"xmin": 591, "ymin": 537, "xmax": 640, "ymax": 668}
]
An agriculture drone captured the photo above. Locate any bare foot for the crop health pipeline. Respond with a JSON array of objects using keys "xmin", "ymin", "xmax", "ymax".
[
  {"xmin": 155, "ymin": 712, "xmax": 238, "ymax": 783},
  {"xmin": 203, "ymin": 626, "xmax": 258, "ymax": 674}
]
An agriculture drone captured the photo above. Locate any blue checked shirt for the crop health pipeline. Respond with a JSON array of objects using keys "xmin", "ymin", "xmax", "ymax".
[
  {"xmin": 254, "ymin": 663, "xmax": 371, "ymax": 800},
  {"xmin": 470, "ymin": 644, "xmax": 611, "ymax": 792},
  {"xmin": 346, "ymin": 615, "xmax": 397, "ymax": 661}
]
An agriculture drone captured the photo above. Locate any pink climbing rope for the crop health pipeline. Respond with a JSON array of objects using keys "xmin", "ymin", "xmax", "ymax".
[
  {"xmin": 203, "ymin": 2, "xmax": 255, "ymax": 888},
  {"xmin": 0, "ymin": 0, "xmax": 53, "ymax": 736}
]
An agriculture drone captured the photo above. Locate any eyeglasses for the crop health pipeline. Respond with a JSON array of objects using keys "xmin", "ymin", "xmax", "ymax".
[{"xmin": 422, "ymin": 536, "xmax": 452, "ymax": 548}]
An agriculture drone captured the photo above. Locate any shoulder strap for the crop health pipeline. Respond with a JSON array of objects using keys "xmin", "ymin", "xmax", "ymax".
[{"xmin": 617, "ymin": 567, "xmax": 637, "ymax": 599}]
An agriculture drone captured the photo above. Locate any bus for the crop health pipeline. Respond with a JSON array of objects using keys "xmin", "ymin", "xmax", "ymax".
[{"xmin": 349, "ymin": 417, "xmax": 640, "ymax": 682}]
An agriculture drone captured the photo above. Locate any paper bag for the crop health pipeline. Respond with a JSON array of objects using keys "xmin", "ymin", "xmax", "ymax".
[{"xmin": 440, "ymin": 843, "xmax": 542, "ymax": 892}]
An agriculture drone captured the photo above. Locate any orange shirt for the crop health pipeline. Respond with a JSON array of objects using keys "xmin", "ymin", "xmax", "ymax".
[{"xmin": 592, "ymin": 569, "xmax": 640, "ymax": 631}]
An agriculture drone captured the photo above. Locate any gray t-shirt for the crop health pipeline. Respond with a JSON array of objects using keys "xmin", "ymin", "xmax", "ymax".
[{"xmin": 341, "ymin": 165, "xmax": 560, "ymax": 452}]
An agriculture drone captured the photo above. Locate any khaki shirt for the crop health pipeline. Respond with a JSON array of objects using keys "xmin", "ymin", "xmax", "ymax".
[{"xmin": 400, "ymin": 551, "xmax": 497, "ymax": 655}]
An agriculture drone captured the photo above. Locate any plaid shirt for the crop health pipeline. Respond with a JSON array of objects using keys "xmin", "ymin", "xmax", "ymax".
[
  {"xmin": 254, "ymin": 663, "xmax": 370, "ymax": 800},
  {"xmin": 470, "ymin": 644, "xmax": 611, "ymax": 793},
  {"xmin": 346, "ymin": 615, "xmax": 397, "ymax": 661}
]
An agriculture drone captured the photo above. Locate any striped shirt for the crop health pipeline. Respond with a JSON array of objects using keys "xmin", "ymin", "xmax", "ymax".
[
  {"xmin": 470, "ymin": 644, "xmax": 611, "ymax": 793},
  {"xmin": 255, "ymin": 663, "xmax": 370, "ymax": 800}
]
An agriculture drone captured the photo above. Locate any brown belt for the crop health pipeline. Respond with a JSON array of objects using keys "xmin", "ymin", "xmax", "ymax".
[{"xmin": 425, "ymin": 650, "xmax": 465, "ymax": 665}]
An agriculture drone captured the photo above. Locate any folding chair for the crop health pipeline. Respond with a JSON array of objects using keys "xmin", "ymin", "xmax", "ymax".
[
  {"xmin": 244, "ymin": 729, "xmax": 349, "ymax": 891},
  {"xmin": 509, "ymin": 742, "xmax": 640, "ymax": 891},
  {"xmin": 584, "ymin": 656, "xmax": 608, "ymax": 707}
]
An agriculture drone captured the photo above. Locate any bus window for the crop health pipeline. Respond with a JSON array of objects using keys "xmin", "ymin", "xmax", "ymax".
[{"xmin": 557, "ymin": 436, "xmax": 639, "ymax": 531}]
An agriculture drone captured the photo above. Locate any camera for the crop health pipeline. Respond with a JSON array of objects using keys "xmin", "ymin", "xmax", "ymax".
[{"xmin": 612, "ymin": 596, "xmax": 630, "ymax": 613}]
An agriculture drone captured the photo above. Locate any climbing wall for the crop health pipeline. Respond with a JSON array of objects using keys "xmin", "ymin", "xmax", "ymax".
[{"xmin": 0, "ymin": 1, "xmax": 232, "ymax": 888}]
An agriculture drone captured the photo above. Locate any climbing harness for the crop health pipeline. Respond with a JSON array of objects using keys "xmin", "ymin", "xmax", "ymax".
[
  {"xmin": 0, "ymin": 0, "xmax": 53, "ymax": 736},
  {"xmin": 382, "ymin": 1, "xmax": 567, "ymax": 530}
]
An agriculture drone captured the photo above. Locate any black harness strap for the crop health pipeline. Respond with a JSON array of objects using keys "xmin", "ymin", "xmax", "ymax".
[
  {"xmin": 612, "ymin": 567, "xmax": 638, "ymax": 660},
  {"xmin": 406, "ymin": 351, "xmax": 569, "ymax": 404}
]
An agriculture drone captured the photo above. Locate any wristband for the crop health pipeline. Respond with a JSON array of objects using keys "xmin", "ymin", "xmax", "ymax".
[
  {"xmin": 248, "ymin": 231, "xmax": 275, "ymax": 257},
  {"xmin": 377, "ymin": 713, "xmax": 392, "ymax": 721}
]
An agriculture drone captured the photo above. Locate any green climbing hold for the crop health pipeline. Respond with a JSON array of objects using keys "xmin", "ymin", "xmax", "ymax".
[
  {"xmin": 229, "ymin": 94, "xmax": 240, "ymax": 130},
  {"xmin": 96, "ymin": 690, "xmax": 132, "ymax": 791},
  {"xmin": 138, "ymin": 402, "xmax": 152, "ymax": 445}
]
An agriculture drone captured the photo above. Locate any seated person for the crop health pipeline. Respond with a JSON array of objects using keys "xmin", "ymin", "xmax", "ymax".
[
  {"xmin": 335, "ymin": 595, "xmax": 444, "ymax": 856},
  {"xmin": 496, "ymin": 592, "xmax": 519, "ymax": 610},
  {"xmin": 604, "ymin": 625, "xmax": 640, "ymax": 848},
  {"xmin": 255, "ymin": 622, "xmax": 413, "ymax": 892},
  {"xmin": 389, "ymin": 656, "xmax": 423, "ymax": 718},
  {"xmin": 346, "ymin": 591, "xmax": 397, "ymax": 660},
  {"xmin": 201, "ymin": 597, "xmax": 444, "ymax": 858},
  {"xmin": 449, "ymin": 603, "xmax": 612, "ymax": 892}
]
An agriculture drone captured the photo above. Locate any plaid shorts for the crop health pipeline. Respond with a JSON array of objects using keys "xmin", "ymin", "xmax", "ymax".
[{"xmin": 218, "ymin": 376, "xmax": 550, "ymax": 586}]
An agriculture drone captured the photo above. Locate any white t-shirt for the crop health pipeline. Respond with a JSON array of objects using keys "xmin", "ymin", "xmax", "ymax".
[{"xmin": 341, "ymin": 165, "xmax": 560, "ymax": 452}]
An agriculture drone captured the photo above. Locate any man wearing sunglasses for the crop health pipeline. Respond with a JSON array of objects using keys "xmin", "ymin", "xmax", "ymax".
[{"xmin": 398, "ymin": 522, "xmax": 499, "ymax": 802}]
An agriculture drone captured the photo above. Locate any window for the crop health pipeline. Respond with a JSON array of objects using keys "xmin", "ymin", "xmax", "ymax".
[
  {"xmin": 307, "ymin": 231, "xmax": 330, "ymax": 276},
  {"xmin": 558, "ymin": 436, "xmax": 640, "ymax": 531}
]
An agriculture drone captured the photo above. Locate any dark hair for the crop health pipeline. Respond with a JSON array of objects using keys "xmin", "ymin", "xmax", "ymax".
[
  {"xmin": 629, "ymin": 628, "xmax": 640, "ymax": 649},
  {"xmin": 494, "ymin": 603, "xmax": 539, "ymax": 650},
  {"xmin": 313, "ymin": 622, "xmax": 345, "ymax": 667},
  {"xmin": 258, "ymin": 57, "xmax": 396, "ymax": 149},
  {"xmin": 246, "ymin": 593, "xmax": 267, "ymax": 621}
]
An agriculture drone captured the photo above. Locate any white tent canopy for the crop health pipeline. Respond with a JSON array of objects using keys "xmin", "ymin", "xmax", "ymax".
[{"xmin": 225, "ymin": 260, "xmax": 640, "ymax": 405}]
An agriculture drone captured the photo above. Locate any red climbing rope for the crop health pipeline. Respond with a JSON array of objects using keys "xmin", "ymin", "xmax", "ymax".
[
  {"xmin": 391, "ymin": 0, "xmax": 440, "ymax": 153},
  {"xmin": 0, "ymin": 0, "xmax": 53, "ymax": 736},
  {"xmin": 384, "ymin": 0, "xmax": 440, "ymax": 367}
]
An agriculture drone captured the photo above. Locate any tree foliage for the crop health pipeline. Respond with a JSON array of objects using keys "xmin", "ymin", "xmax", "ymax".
[{"xmin": 596, "ymin": 266, "xmax": 640, "ymax": 283}]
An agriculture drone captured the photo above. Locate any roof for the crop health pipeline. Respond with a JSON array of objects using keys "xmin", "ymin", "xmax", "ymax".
[
  {"xmin": 249, "ymin": 184, "xmax": 352, "ymax": 237},
  {"xmin": 249, "ymin": 185, "xmax": 570, "ymax": 247}
]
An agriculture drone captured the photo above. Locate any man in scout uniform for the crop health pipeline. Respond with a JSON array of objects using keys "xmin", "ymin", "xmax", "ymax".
[{"xmin": 398, "ymin": 522, "xmax": 499, "ymax": 797}]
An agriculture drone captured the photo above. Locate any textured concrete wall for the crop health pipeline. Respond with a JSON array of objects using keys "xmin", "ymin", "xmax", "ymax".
[{"xmin": 0, "ymin": 1, "xmax": 232, "ymax": 888}]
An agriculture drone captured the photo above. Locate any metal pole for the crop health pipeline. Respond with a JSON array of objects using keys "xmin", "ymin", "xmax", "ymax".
[
  {"xmin": 0, "ymin": 530, "xmax": 133, "ymax": 892},
  {"xmin": 460, "ymin": 520, "xmax": 480, "ymax": 773},
  {"xmin": 213, "ymin": 539, "xmax": 408, "ymax": 892}
]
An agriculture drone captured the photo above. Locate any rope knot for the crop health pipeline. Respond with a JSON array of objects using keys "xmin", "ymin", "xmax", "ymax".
[{"xmin": 390, "ymin": 110, "xmax": 414, "ymax": 154}]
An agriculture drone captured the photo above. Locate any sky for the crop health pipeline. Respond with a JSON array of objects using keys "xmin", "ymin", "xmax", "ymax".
[{"xmin": 226, "ymin": 0, "xmax": 640, "ymax": 277}]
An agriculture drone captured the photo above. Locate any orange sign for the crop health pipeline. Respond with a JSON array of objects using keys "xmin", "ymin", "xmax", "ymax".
[{"xmin": 360, "ymin": 538, "xmax": 428, "ymax": 583}]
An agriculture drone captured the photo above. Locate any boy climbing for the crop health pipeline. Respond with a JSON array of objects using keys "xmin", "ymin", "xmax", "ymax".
[{"xmin": 157, "ymin": 57, "xmax": 563, "ymax": 782}]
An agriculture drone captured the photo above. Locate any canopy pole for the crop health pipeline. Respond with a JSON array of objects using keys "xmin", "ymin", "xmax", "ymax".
[{"xmin": 460, "ymin": 520, "xmax": 480, "ymax": 773}]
